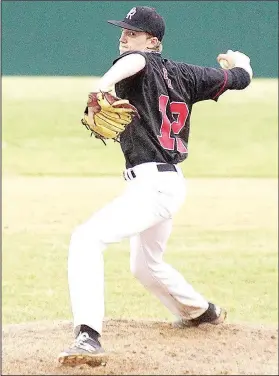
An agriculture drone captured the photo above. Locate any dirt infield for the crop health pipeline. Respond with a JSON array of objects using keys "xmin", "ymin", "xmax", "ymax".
[{"xmin": 2, "ymin": 319, "xmax": 278, "ymax": 375}]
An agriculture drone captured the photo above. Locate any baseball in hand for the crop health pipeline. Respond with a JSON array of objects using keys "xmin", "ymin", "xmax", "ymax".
[{"xmin": 219, "ymin": 59, "xmax": 230, "ymax": 69}]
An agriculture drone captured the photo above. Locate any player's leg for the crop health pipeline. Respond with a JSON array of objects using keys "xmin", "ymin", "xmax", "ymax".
[
  {"xmin": 130, "ymin": 219, "xmax": 226, "ymax": 324},
  {"xmin": 130, "ymin": 218, "xmax": 208, "ymax": 319},
  {"xmin": 59, "ymin": 174, "xmax": 185, "ymax": 366}
]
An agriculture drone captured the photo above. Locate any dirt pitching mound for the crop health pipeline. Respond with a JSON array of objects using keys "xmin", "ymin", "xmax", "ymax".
[{"xmin": 2, "ymin": 319, "xmax": 278, "ymax": 375}]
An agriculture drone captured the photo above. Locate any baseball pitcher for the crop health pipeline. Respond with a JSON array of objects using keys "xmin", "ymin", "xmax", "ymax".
[{"xmin": 58, "ymin": 6, "xmax": 253, "ymax": 368}]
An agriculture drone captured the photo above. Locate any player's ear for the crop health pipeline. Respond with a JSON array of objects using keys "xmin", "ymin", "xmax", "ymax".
[
  {"xmin": 149, "ymin": 36, "xmax": 159, "ymax": 48},
  {"xmin": 146, "ymin": 34, "xmax": 158, "ymax": 48}
]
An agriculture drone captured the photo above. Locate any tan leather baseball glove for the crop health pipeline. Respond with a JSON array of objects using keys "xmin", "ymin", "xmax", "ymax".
[{"xmin": 81, "ymin": 91, "xmax": 139, "ymax": 144}]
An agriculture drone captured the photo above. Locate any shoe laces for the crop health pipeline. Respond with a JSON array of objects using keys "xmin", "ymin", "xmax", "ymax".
[{"xmin": 71, "ymin": 332, "xmax": 97, "ymax": 352}]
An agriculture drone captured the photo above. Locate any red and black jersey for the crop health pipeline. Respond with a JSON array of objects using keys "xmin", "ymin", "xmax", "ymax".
[{"xmin": 113, "ymin": 51, "xmax": 250, "ymax": 169}]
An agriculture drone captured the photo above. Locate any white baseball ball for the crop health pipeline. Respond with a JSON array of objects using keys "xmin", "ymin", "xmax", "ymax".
[{"xmin": 219, "ymin": 59, "xmax": 230, "ymax": 69}]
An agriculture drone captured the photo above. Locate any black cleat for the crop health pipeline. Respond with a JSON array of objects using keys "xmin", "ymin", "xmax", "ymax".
[
  {"xmin": 174, "ymin": 303, "xmax": 227, "ymax": 328},
  {"xmin": 58, "ymin": 332, "xmax": 108, "ymax": 367}
]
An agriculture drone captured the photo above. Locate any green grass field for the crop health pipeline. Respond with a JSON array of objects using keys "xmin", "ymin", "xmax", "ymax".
[{"xmin": 2, "ymin": 77, "xmax": 278, "ymax": 326}]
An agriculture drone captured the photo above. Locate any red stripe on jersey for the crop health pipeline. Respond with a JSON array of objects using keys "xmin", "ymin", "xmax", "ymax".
[{"xmin": 212, "ymin": 70, "xmax": 228, "ymax": 100}]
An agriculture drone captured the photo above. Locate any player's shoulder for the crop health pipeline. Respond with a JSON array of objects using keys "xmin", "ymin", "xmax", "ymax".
[
  {"xmin": 113, "ymin": 51, "xmax": 164, "ymax": 65},
  {"xmin": 173, "ymin": 60, "xmax": 209, "ymax": 78},
  {"xmin": 174, "ymin": 60, "xmax": 195, "ymax": 71},
  {"xmin": 113, "ymin": 51, "xmax": 148, "ymax": 65}
]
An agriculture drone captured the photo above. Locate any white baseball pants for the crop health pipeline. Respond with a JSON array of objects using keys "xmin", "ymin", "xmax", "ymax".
[{"xmin": 68, "ymin": 162, "xmax": 209, "ymax": 335}]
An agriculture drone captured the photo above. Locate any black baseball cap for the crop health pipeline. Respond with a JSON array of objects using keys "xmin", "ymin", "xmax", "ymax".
[{"xmin": 107, "ymin": 6, "xmax": 165, "ymax": 41}]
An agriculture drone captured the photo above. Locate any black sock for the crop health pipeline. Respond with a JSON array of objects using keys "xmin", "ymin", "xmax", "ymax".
[{"xmin": 79, "ymin": 324, "xmax": 100, "ymax": 341}]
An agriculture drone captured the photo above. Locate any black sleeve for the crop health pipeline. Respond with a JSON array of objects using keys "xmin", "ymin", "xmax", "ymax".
[
  {"xmin": 178, "ymin": 63, "xmax": 251, "ymax": 103},
  {"xmin": 228, "ymin": 67, "xmax": 251, "ymax": 90}
]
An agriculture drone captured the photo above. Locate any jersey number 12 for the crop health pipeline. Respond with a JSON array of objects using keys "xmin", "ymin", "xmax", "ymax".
[{"xmin": 157, "ymin": 95, "xmax": 189, "ymax": 153}]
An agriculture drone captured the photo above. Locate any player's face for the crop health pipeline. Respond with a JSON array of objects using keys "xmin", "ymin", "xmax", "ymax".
[{"xmin": 119, "ymin": 29, "xmax": 154, "ymax": 54}]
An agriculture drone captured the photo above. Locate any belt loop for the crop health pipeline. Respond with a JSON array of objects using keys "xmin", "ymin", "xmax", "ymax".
[{"xmin": 126, "ymin": 168, "xmax": 136, "ymax": 180}]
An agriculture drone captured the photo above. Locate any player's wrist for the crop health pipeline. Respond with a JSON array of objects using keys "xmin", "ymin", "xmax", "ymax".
[
  {"xmin": 230, "ymin": 51, "xmax": 253, "ymax": 80},
  {"xmin": 234, "ymin": 64, "xmax": 253, "ymax": 80},
  {"xmin": 219, "ymin": 50, "xmax": 253, "ymax": 80}
]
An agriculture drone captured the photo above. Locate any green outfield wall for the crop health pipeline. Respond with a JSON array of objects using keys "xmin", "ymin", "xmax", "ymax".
[{"xmin": 2, "ymin": 1, "xmax": 278, "ymax": 77}]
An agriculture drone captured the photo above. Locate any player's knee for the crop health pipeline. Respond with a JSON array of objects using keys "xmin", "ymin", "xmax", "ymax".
[
  {"xmin": 130, "ymin": 259, "xmax": 154, "ymax": 285},
  {"xmin": 69, "ymin": 223, "xmax": 104, "ymax": 253}
]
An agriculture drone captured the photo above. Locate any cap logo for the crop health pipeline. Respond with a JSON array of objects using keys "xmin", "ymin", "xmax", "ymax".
[{"xmin": 126, "ymin": 7, "xmax": 137, "ymax": 20}]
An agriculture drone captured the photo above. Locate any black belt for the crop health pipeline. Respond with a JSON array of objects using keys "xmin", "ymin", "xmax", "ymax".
[
  {"xmin": 124, "ymin": 163, "xmax": 177, "ymax": 180},
  {"xmin": 157, "ymin": 163, "xmax": 177, "ymax": 172}
]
